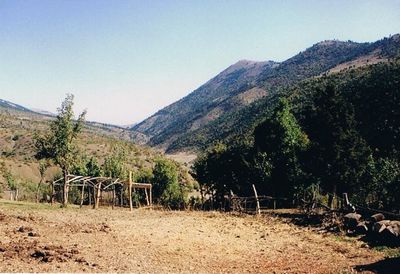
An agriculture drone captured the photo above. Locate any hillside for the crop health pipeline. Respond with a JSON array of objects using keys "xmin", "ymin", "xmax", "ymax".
[
  {"xmin": 132, "ymin": 34, "xmax": 400, "ymax": 152},
  {"xmin": 0, "ymin": 99, "xmax": 35, "ymax": 114},
  {"xmin": 0, "ymin": 105, "xmax": 164, "ymax": 200}
]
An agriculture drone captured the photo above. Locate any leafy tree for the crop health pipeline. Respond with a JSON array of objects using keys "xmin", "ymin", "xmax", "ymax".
[
  {"xmin": 35, "ymin": 94, "xmax": 86, "ymax": 206},
  {"xmin": 36, "ymin": 160, "xmax": 50, "ymax": 203},
  {"xmin": 71, "ymin": 155, "xmax": 102, "ymax": 177},
  {"xmin": 303, "ymin": 84, "xmax": 371, "ymax": 206},
  {"xmin": 135, "ymin": 168, "xmax": 153, "ymax": 183},
  {"xmin": 152, "ymin": 158, "xmax": 185, "ymax": 209},
  {"xmin": 361, "ymin": 156, "xmax": 400, "ymax": 209},
  {"xmin": 254, "ymin": 98, "xmax": 309, "ymax": 197},
  {"xmin": 192, "ymin": 141, "xmax": 272, "ymax": 207},
  {"xmin": 102, "ymin": 145, "xmax": 127, "ymax": 179}
]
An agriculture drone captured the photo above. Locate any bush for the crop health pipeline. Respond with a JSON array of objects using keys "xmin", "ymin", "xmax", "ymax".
[{"xmin": 152, "ymin": 158, "xmax": 186, "ymax": 209}]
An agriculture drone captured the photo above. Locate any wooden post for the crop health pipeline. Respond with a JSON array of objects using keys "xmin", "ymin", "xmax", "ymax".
[
  {"xmin": 343, "ymin": 193, "xmax": 349, "ymax": 207},
  {"xmin": 88, "ymin": 186, "xmax": 92, "ymax": 206},
  {"xmin": 129, "ymin": 171, "xmax": 133, "ymax": 211},
  {"xmin": 144, "ymin": 188, "xmax": 150, "ymax": 206},
  {"xmin": 80, "ymin": 181, "xmax": 86, "ymax": 208},
  {"xmin": 112, "ymin": 186, "xmax": 116, "ymax": 210},
  {"xmin": 95, "ymin": 182, "xmax": 102, "ymax": 209},
  {"xmin": 273, "ymin": 200, "xmax": 276, "ymax": 210},
  {"xmin": 149, "ymin": 185, "xmax": 153, "ymax": 207},
  {"xmin": 252, "ymin": 184, "xmax": 261, "ymax": 215},
  {"xmin": 51, "ymin": 182, "xmax": 55, "ymax": 204}
]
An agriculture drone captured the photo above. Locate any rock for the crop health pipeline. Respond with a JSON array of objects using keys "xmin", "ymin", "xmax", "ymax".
[
  {"xmin": 344, "ymin": 213, "xmax": 362, "ymax": 229},
  {"xmin": 370, "ymin": 213, "xmax": 385, "ymax": 223},
  {"xmin": 388, "ymin": 221, "xmax": 400, "ymax": 236},
  {"xmin": 28, "ymin": 232, "xmax": 39, "ymax": 237},
  {"xmin": 17, "ymin": 226, "xmax": 32, "ymax": 233},
  {"xmin": 372, "ymin": 220, "xmax": 391, "ymax": 233},
  {"xmin": 356, "ymin": 222, "xmax": 368, "ymax": 234},
  {"xmin": 371, "ymin": 220, "xmax": 400, "ymax": 246}
]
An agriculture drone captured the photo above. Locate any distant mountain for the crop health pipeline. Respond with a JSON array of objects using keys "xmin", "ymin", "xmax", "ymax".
[
  {"xmin": 0, "ymin": 99, "xmax": 34, "ymax": 113},
  {"xmin": 0, "ymin": 98, "xmax": 143, "ymax": 144},
  {"xmin": 131, "ymin": 34, "xmax": 400, "ymax": 152},
  {"xmin": 29, "ymin": 108, "xmax": 56, "ymax": 117}
]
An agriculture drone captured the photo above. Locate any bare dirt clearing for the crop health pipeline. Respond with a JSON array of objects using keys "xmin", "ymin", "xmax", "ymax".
[{"xmin": 0, "ymin": 200, "xmax": 392, "ymax": 273}]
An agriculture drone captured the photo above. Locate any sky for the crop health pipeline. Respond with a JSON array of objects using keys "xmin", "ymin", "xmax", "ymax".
[{"xmin": 1, "ymin": 0, "xmax": 399, "ymax": 125}]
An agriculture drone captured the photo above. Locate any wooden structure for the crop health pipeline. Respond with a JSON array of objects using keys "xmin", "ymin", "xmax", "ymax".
[
  {"xmin": 52, "ymin": 172, "xmax": 152, "ymax": 209},
  {"xmin": 230, "ymin": 185, "xmax": 288, "ymax": 214}
]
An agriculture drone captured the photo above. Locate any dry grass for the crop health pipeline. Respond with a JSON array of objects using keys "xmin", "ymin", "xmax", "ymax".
[{"xmin": 0, "ymin": 200, "xmax": 387, "ymax": 273}]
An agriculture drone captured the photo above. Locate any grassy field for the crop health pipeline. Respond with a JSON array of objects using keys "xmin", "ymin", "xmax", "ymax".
[{"xmin": 1, "ymin": 200, "xmax": 397, "ymax": 273}]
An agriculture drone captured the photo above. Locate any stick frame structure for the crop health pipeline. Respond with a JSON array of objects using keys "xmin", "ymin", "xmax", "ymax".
[{"xmin": 52, "ymin": 174, "xmax": 152, "ymax": 209}]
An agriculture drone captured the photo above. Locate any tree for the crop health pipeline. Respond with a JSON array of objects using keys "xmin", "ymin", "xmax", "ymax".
[
  {"xmin": 36, "ymin": 160, "xmax": 50, "ymax": 203},
  {"xmin": 303, "ymin": 84, "xmax": 370, "ymax": 207},
  {"xmin": 254, "ymin": 98, "xmax": 309, "ymax": 197},
  {"xmin": 102, "ymin": 145, "xmax": 127, "ymax": 178},
  {"xmin": 152, "ymin": 158, "xmax": 184, "ymax": 209},
  {"xmin": 35, "ymin": 94, "xmax": 86, "ymax": 206}
]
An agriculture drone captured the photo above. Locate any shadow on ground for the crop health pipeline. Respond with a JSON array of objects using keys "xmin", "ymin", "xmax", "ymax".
[{"xmin": 354, "ymin": 257, "xmax": 400, "ymax": 274}]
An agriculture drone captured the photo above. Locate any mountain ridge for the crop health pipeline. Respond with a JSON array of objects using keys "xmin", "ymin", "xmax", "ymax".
[{"xmin": 132, "ymin": 34, "xmax": 400, "ymax": 152}]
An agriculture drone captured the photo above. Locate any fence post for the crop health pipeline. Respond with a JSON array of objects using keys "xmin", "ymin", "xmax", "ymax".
[
  {"xmin": 252, "ymin": 184, "xmax": 261, "ymax": 215},
  {"xmin": 129, "ymin": 171, "xmax": 133, "ymax": 211},
  {"xmin": 80, "ymin": 181, "xmax": 85, "ymax": 208},
  {"xmin": 343, "ymin": 193, "xmax": 349, "ymax": 207}
]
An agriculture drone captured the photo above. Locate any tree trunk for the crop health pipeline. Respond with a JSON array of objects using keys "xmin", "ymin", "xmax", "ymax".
[{"xmin": 36, "ymin": 178, "xmax": 44, "ymax": 203}]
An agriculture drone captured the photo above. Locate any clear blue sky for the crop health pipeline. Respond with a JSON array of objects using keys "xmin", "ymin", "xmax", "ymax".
[{"xmin": 1, "ymin": 0, "xmax": 399, "ymax": 125}]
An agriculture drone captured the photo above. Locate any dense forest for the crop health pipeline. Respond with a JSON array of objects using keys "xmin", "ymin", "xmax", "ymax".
[{"xmin": 192, "ymin": 59, "xmax": 400, "ymax": 211}]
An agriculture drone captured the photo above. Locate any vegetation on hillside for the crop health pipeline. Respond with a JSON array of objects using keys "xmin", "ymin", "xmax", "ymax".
[
  {"xmin": 192, "ymin": 59, "xmax": 400, "ymax": 211},
  {"xmin": 133, "ymin": 35, "xmax": 400, "ymax": 152},
  {"xmin": 0, "ymin": 96, "xmax": 195, "ymax": 208}
]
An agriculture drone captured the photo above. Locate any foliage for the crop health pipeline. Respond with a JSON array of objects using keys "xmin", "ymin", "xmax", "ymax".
[
  {"xmin": 254, "ymin": 98, "xmax": 309, "ymax": 196},
  {"xmin": 71, "ymin": 155, "xmax": 102, "ymax": 177},
  {"xmin": 192, "ymin": 59, "xmax": 400, "ymax": 210},
  {"xmin": 152, "ymin": 158, "xmax": 186, "ymax": 209},
  {"xmin": 135, "ymin": 168, "xmax": 153, "ymax": 183},
  {"xmin": 151, "ymin": 35, "xmax": 400, "ymax": 153},
  {"xmin": 34, "ymin": 94, "xmax": 86, "ymax": 173},
  {"xmin": 301, "ymin": 84, "xmax": 371, "ymax": 200},
  {"xmin": 34, "ymin": 94, "xmax": 86, "ymax": 205},
  {"xmin": 192, "ymin": 141, "xmax": 273, "ymax": 201},
  {"xmin": 102, "ymin": 145, "xmax": 127, "ymax": 179}
]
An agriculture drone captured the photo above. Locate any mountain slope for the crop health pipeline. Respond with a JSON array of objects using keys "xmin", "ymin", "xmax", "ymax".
[
  {"xmin": 132, "ymin": 34, "xmax": 400, "ymax": 152},
  {"xmin": 0, "ymin": 99, "xmax": 34, "ymax": 113},
  {"xmin": 133, "ymin": 60, "xmax": 278, "ymax": 143}
]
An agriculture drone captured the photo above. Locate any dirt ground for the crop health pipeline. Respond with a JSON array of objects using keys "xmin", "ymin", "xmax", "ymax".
[{"xmin": 0, "ymin": 200, "xmax": 393, "ymax": 273}]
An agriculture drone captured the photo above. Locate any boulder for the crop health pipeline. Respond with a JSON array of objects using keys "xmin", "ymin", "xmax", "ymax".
[
  {"xmin": 371, "ymin": 220, "xmax": 400, "ymax": 246},
  {"xmin": 344, "ymin": 213, "xmax": 362, "ymax": 229},
  {"xmin": 370, "ymin": 213, "xmax": 385, "ymax": 223},
  {"xmin": 372, "ymin": 220, "xmax": 391, "ymax": 233},
  {"xmin": 356, "ymin": 222, "xmax": 368, "ymax": 234}
]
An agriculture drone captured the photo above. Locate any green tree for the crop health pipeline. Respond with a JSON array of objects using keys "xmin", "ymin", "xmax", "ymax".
[
  {"xmin": 254, "ymin": 98, "xmax": 309, "ymax": 197},
  {"xmin": 71, "ymin": 155, "xmax": 102, "ymax": 177},
  {"xmin": 152, "ymin": 158, "xmax": 185, "ymax": 209},
  {"xmin": 35, "ymin": 94, "xmax": 86, "ymax": 206},
  {"xmin": 102, "ymin": 145, "xmax": 127, "ymax": 178},
  {"xmin": 36, "ymin": 160, "xmax": 50, "ymax": 203},
  {"xmin": 303, "ymin": 84, "xmax": 371, "ymax": 206}
]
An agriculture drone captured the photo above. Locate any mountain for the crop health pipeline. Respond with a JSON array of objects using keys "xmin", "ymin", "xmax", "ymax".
[
  {"xmin": 133, "ymin": 60, "xmax": 278, "ymax": 144},
  {"xmin": 0, "ymin": 99, "xmax": 34, "ymax": 113},
  {"xmin": 0, "ymin": 98, "xmax": 143, "ymax": 143},
  {"xmin": 132, "ymin": 34, "xmax": 400, "ymax": 152},
  {"xmin": 29, "ymin": 108, "xmax": 56, "ymax": 117}
]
